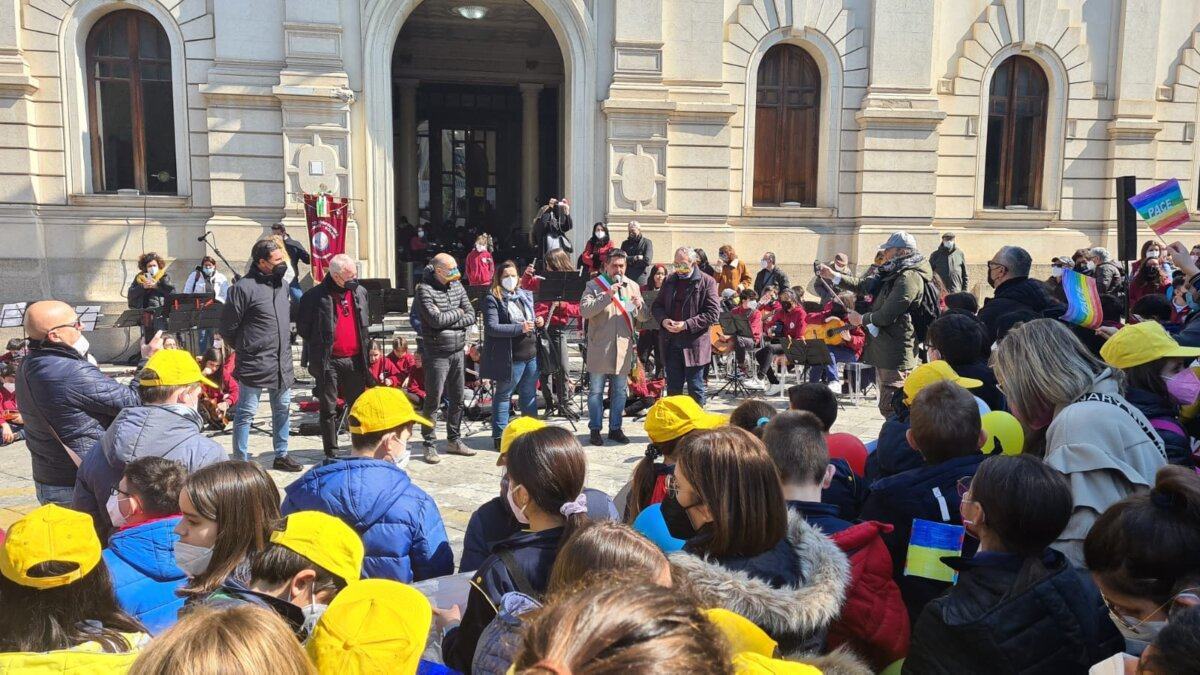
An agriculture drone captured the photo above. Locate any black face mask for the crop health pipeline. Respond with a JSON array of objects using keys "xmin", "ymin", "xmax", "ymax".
[
  {"xmin": 781, "ymin": 301, "xmax": 794, "ymax": 311},
  {"xmin": 660, "ymin": 493, "xmax": 699, "ymax": 541},
  {"xmin": 270, "ymin": 262, "xmax": 288, "ymax": 279},
  {"xmin": 343, "ymin": 279, "xmax": 360, "ymax": 292}
]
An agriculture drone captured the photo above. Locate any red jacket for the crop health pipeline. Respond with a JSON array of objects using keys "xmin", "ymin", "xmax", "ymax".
[
  {"xmin": 580, "ymin": 239, "xmax": 614, "ymax": 275},
  {"xmin": 522, "ymin": 269, "xmax": 580, "ymax": 329},
  {"xmin": 773, "ymin": 304, "xmax": 832, "ymax": 341},
  {"xmin": 406, "ymin": 365, "xmax": 426, "ymax": 399},
  {"xmin": 827, "ymin": 521, "xmax": 910, "ymax": 670},
  {"xmin": 370, "ymin": 356, "xmax": 403, "ymax": 387},
  {"xmin": 387, "ymin": 351, "xmax": 416, "ymax": 380},
  {"xmin": 732, "ymin": 306, "xmax": 764, "ymax": 342},
  {"xmin": 201, "ymin": 354, "xmax": 239, "ymax": 407},
  {"xmin": 465, "ymin": 249, "xmax": 494, "ymax": 287}
]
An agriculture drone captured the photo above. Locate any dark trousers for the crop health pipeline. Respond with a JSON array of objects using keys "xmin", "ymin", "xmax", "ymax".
[
  {"xmin": 315, "ymin": 356, "xmax": 367, "ymax": 452},
  {"xmin": 422, "ymin": 350, "xmax": 465, "ymax": 446},
  {"xmin": 756, "ymin": 344, "xmax": 782, "ymax": 384},
  {"xmin": 540, "ymin": 328, "xmax": 572, "ymax": 410},
  {"xmin": 664, "ymin": 347, "xmax": 706, "ymax": 405},
  {"xmin": 637, "ymin": 329, "xmax": 661, "ymax": 377}
]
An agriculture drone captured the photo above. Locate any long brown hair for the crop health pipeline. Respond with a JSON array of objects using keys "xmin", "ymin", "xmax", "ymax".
[
  {"xmin": 178, "ymin": 461, "xmax": 281, "ymax": 598},
  {"xmin": 515, "ymin": 576, "xmax": 732, "ymax": 675},
  {"xmin": 490, "ymin": 260, "xmax": 520, "ymax": 300},
  {"xmin": 507, "ymin": 426, "xmax": 589, "ymax": 542},
  {"xmin": 548, "ymin": 521, "xmax": 668, "ymax": 594},
  {"xmin": 676, "ymin": 427, "xmax": 788, "ymax": 558},
  {"xmin": 130, "ymin": 604, "xmax": 314, "ymax": 675},
  {"xmin": 545, "ymin": 248, "xmax": 575, "ymax": 273}
]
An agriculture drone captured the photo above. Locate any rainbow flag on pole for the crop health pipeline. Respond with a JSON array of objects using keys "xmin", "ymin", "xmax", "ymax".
[
  {"xmin": 1128, "ymin": 178, "xmax": 1190, "ymax": 236},
  {"xmin": 1060, "ymin": 268, "xmax": 1103, "ymax": 329}
]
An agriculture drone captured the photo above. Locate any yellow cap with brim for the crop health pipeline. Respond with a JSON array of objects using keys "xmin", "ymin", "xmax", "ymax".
[
  {"xmin": 0, "ymin": 504, "xmax": 102, "ymax": 590},
  {"xmin": 644, "ymin": 395, "xmax": 727, "ymax": 444},
  {"xmin": 139, "ymin": 348, "xmax": 217, "ymax": 389},
  {"xmin": 306, "ymin": 579, "xmax": 431, "ymax": 675},
  {"xmin": 1100, "ymin": 321, "xmax": 1200, "ymax": 370},
  {"xmin": 269, "ymin": 511, "xmax": 364, "ymax": 586},
  {"xmin": 732, "ymin": 652, "xmax": 822, "ymax": 674},
  {"xmin": 705, "ymin": 608, "xmax": 777, "ymax": 657},
  {"xmin": 499, "ymin": 416, "xmax": 546, "ymax": 465},
  {"xmin": 903, "ymin": 360, "xmax": 983, "ymax": 404},
  {"xmin": 348, "ymin": 386, "xmax": 433, "ymax": 434}
]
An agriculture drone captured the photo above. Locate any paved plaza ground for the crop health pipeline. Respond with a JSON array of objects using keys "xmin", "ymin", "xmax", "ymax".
[{"xmin": 0, "ymin": 380, "xmax": 886, "ymax": 559}]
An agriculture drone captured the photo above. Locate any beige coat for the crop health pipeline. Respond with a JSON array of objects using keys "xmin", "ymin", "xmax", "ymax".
[{"xmin": 579, "ymin": 276, "xmax": 650, "ymax": 375}]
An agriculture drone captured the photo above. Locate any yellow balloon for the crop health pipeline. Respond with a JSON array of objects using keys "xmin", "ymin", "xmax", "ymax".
[{"xmin": 981, "ymin": 411, "xmax": 1025, "ymax": 456}]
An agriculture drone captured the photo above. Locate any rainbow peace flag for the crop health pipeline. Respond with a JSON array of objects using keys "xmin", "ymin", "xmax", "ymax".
[
  {"xmin": 1060, "ymin": 269, "xmax": 1103, "ymax": 330},
  {"xmin": 1128, "ymin": 178, "xmax": 1190, "ymax": 236},
  {"xmin": 904, "ymin": 519, "xmax": 964, "ymax": 584}
]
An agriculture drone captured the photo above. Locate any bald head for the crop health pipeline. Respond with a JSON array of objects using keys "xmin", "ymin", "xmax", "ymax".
[
  {"xmin": 431, "ymin": 253, "xmax": 460, "ymax": 285},
  {"xmin": 25, "ymin": 301, "xmax": 79, "ymax": 344}
]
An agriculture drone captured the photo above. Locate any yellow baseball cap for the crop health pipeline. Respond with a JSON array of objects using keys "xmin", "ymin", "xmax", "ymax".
[
  {"xmin": 705, "ymin": 608, "xmax": 777, "ymax": 658},
  {"xmin": 903, "ymin": 360, "xmax": 983, "ymax": 404},
  {"xmin": 139, "ymin": 348, "xmax": 217, "ymax": 388},
  {"xmin": 644, "ymin": 395, "xmax": 727, "ymax": 444},
  {"xmin": 348, "ymin": 386, "xmax": 433, "ymax": 434},
  {"xmin": 732, "ymin": 652, "xmax": 821, "ymax": 674},
  {"xmin": 0, "ymin": 504, "xmax": 102, "ymax": 590},
  {"xmin": 499, "ymin": 416, "xmax": 547, "ymax": 465},
  {"xmin": 1100, "ymin": 321, "xmax": 1200, "ymax": 370},
  {"xmin": 269, "ymin": 512, "xmax": 364, "ymax": 586},
  {"xmin": 307, "ymin": 579, "xmax": 432, "ymax": 675}
]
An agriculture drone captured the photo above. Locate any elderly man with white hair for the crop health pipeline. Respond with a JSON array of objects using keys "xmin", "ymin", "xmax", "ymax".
[
  {"xmin": 297, "ymin": 253, "xmax": 371, "ymax": 457},
  {"xmin": 1088, "ymin": 246, "xmax": 1125, "ymax": 298}
]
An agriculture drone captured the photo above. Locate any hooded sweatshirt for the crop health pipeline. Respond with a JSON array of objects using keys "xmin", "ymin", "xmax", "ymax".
[
  {"xmin": 72, "ymin": 404, "xmax": 226, "ymax": 537},
  {"xmin": 1044, "ymin": 369, "xmax": 1168, "ymax": 566}
]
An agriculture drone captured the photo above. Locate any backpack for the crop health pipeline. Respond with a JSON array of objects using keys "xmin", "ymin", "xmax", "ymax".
[{"xmin": 910, "ymin": 272, "xmax": 942, "ymax": 346}]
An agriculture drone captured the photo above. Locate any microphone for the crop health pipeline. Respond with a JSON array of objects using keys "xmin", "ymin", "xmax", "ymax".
[{"xmin": 196, "ymin": 231, "xmax": 212, "ymax": 242}]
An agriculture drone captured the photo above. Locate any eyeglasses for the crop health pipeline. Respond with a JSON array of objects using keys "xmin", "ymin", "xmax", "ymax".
[
  {"xmin": 956, "ymin": 476, "xmax": 973, "ymax": 501},
  {"xmin": 986, "ymin": 261, "xmax": 1008, "ymax": 272},
  {"xmin": 109, "ymin": 486, "xmax": 132, "ymax": 499},
  {"xmin": 1102, "ymin": 588, "xmax": 1200, "ymax": 630},
  {"xmin": 47, "ymin": 320, "xmax": 83, "ymax": 333}
]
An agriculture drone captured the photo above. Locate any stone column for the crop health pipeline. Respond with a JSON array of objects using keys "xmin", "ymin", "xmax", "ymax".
[
  {"xmin": 397, "ymin": 79, "xmax": 419, "ymax": 231},
  {"xmin": 520, "ymin": 83, "xmax": 543, "ymax": 235},
  {"xmin": 855, "ymin": 0, "xmax": 944, "ymax": 234},
  {"xmin": 1106, "ymin": 0, "xmax": 1163, "ymax": 225}
]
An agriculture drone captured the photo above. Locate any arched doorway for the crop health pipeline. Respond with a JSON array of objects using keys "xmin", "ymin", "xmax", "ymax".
[{"xmin": 361, "ymin": 0, "xmax": 596, "ymax": 284}]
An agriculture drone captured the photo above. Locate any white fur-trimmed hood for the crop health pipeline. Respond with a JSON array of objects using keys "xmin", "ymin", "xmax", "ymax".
[{"xmin": 670, "ymin": 512, "xmax": 850, "ymax": 645}]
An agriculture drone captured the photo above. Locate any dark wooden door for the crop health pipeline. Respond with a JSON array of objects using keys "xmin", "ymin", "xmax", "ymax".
[
  {"xmin": 984, "ymin": 55, "xmax": 1048, "ymax": 208},
  {"xmin": 753, "ymin": 44, "xmax": 820, "ymax": 206}
]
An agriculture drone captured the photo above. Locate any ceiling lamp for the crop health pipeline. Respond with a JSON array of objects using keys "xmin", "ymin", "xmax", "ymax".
[{"xmin": 453, "ymin": 5, "xmax": 489, "ymax": 20}]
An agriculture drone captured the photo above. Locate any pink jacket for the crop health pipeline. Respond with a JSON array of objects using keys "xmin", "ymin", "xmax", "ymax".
[{"xmin": 466, "ymin": 249, "xmax": 494, "ymax": 287}]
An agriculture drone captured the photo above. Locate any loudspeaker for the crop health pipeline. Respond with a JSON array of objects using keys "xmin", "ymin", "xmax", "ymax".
[{"xmin": 1116, "ymin": 175, "xmax": 1138, "ymax": 262}]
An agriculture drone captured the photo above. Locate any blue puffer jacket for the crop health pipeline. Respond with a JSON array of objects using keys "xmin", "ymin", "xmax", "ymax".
[
  {"xmin": 73, "ymin": 404, "xmax": 226, "ymax": 537},
  {"xmin": 472, "ymin": 592, "xmax": 542, "ymax": 675},
  {"xmin": 15, "ymin": 342, "xmax": 141, "ymax": 487},
  {"xmin": 281, "ymin": 456, "xmax": 455, "ymax": 582},
  {"xmin": 103, "ymin": 517, "xmax": 187, "ymax": 635}
]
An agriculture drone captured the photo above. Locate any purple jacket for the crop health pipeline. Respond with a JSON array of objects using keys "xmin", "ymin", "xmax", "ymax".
[{"xmin": 651, "ymin": 267, "xmax": 721, "ymax": 367}]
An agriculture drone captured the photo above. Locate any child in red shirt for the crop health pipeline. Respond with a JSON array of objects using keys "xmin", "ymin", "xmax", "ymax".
[
  {"xmin": 0, "ymin": 364, "xmax": 22, "ymax": 446},
  {"xmin": 465, "ymin": 235, "xmax": 495, "ymax": 287},
  {"xmin": 386, "ymin": 336, "xmax": 416, "ymax": 381},
  {"xmin": 368, "ymin": 340, "xmax": 404, "ymax": 387}
]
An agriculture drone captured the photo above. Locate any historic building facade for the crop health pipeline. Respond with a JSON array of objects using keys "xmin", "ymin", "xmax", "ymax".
[{"xmin": 0, "ymin": 0, "xmax": 1199, "ymax": 352}]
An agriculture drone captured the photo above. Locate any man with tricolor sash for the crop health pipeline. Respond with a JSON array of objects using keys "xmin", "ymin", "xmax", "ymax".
[{"xmin": 579, "ymin": 248, "xmax": 649, "ymax": 447}]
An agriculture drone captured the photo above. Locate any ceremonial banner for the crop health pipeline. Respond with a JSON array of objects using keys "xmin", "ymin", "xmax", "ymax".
[
  {"xmin": 1128, "ymin": 178, "xmax": 1190, "ymax": 236},
  {"xmin": 303, "ymin": 193, "xmax": 349, "ymax": 282},
  {"xmin": 1060, "ymin": 269, "xmax": 1103, "ymax": 330}
]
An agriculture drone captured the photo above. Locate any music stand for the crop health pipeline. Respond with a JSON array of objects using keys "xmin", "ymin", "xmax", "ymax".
[
  {"xmin": 714, "ymin": 313, "xmax": 759, "ymax": 398},
  {"xmin": 74, "ymin": 305, "xmax": 102, "ymax": 332},
  {"xmin": 112, "ymin": 309, "xmax": 146, "ymax": 329},
  {"xmin": 166, "ymin": 293, "xmax": 214, "ymax": 310},
  {"xmin": 466, "ymin": 286, "xmax": 491, "ymax": 314},
  {"xmin": 532, "ymin": 272, "xmax": 589, "ymax": 429},
  {"xmin": 0, "ymin": 303, "xmax": 27, "ymax": 329},
  {"xmin": 783, "ymin": 339, "xmax": 833, "ymax": 381},
  {"xmin": 636, "ymin": 289, "xmax": 659, "ymax": 330}
]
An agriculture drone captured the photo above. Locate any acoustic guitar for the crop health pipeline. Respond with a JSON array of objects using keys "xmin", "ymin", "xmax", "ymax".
[
  {"xmin": 710, "ymin": 323, "xmax": 736, "ymax": 355},
  {"xmin": 801, "ymin": 317, "xmax": 850, "ymax": 347}
]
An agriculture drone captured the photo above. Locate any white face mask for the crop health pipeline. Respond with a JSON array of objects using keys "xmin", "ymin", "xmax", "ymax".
[
  {"xmin": 594, "ymin": 230, "xmax": 606, "ymax": 240},
  {"xmin": 71, "ymin": 334, "xmax": 90, "ymax": 358},
  {"xmin": 476, "ymin": 244, "xmax": 487, "ymax": 252},
  {"xmin": 747, "ymin": 300, "xmax": 759, "ymax": 311},
  {"xmin": 106, "ymin": 492, "xmax": 128, "ymax": 529},
  {"xmin": 1051, "ymin": 267, "xmax": 1065, "ymax": 279},
  {"xmin": 760, "ymin": 260, "xmax": 769, "ymax": 269},
  {"xmin": 730, "ymin": 259, "xmax": 739, "ymax": 268},
  {"xmin": 506, "ymin": 483, "xmax": 530, "ymax": 525},
  {"xmin": 173, "ymin": 541, "xmax": 214, "ymax": 577},
  {"xmin": 145, "ymin": 266, "xmax": 159, "ymax": 277},
  {"xmin": 2, "ymin": 382, "xmax": 13, "ymax": 393},
  {"xmin": 300, "ymin": 598, "xmax": 329, "ymax": 639},
  {"xmin": 1147, "ymin": 250, "xmax": 1161, "ymax": 259},
  {"xmin": 202, "ymin": 266, "xmax": 215, "ymax": 276},
  {"xmin": 417, "ymin": 229, "xmax": 425, "ymax": 237},
  {"xmin": 212, "ymin": 338, "xmax": 224, "ymax": 350},
  {"xmin": 1086, "ymin": 261, "xmax": 1096, "ymax": 272},
  {"xmin": 501, "ymin": 276, "xmax": 519, "ymax": 292}
]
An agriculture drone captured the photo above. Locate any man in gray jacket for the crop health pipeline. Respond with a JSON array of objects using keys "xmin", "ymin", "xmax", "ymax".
[
  {"xmin": 220, "ymin": 238, "xmax": 300, "ymax": 471},
  {"xmin": 928, "ymin": 233, "xmax": 968, "ymax": 294},
  {"xmin": 73, "ymin": 348, "xmax": 226, "ymax": 539},
  {"xmin": 415, "ymin": 253, "xmax": 478, "ymax": 463}
]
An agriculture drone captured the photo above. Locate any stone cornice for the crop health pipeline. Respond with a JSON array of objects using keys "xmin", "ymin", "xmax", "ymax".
[{"xmin": 1106, "ymin": 117, "xmax": 1163, "ymax": 140}]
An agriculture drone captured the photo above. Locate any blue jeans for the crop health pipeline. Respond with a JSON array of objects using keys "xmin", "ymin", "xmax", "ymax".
[
  {"xmin": 664, "ymin": 348, "xmax": 706, "ymax": 405},
  {"xmin": 493, "ymin": 357, "xmax": 539, "ymax": 439},
  {"xmin": 808, "ymin": 346, "xmax": 858, "ymax": 383},
  {"xmin": 588, "ymin": 372, "xmax": 629, "ymax": 432},
  {"xmin": 35, "ymin": 482, "xmax": 74, "ymax": 507},
  {"xmin": 232, "ymin": 380, "xmax": 292, "ymax": 460}
]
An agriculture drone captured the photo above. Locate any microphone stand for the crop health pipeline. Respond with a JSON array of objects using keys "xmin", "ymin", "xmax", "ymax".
[{"xmin": 202, "ymin": 232, "xmax": 242, "ymax": 282}]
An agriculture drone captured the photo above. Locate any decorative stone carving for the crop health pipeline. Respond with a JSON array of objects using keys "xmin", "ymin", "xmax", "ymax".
[
  {"xmin": 296, "ymin": 137, "xmax": 341, "ymax": 195},
  {"xmin": 617, "ymin": 153, "xmax": 656, "ymax": 204},
  {"xmin": 609, "ymin": 142, "xmax": 666, "ymax": 214}
]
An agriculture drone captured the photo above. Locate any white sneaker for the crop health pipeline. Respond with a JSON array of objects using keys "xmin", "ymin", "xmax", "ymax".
[{"xmin": 828, "ymin": 380, "xmax": 842, "ymax": 392}]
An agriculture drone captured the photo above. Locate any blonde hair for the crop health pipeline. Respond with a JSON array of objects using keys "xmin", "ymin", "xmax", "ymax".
[
  {"xmin": 991, "ymin": 318, "xmax": 1118, "ymax": 431},
  {"xmin": 130, "ymin": 605, "xmax": 314, "ymax": 675}
]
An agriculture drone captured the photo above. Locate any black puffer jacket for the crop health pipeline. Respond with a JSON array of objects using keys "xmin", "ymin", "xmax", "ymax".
[
  {"xmin": 978, "ymin": 277, "xmax": 1054, "ymax": 345},
  {"xmin": 219, "ymin": 266, "xmax": 294, "ymax": 389},
  {"xmin": 1124, "ymin": 387, "xmax": 1192, "ymax": 466},
  {"xmin": 414, "ymin": 266, "xmax": 476, "ymax": 356},
  {"xmin": 15, "ymin": 342, "xmax": 140, "ymax": 487},
  {"xmin": 297, "ymin": 275, "xmax": 371, "ymax": 376},
  {"xmin": 904, "ymin": 549, "xmax": 1123, "ymax": 674}
]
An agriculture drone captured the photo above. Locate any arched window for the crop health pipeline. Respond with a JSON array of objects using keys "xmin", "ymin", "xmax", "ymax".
[
  {"xmin": 984, "ymin": 55, "xmax": 1047, "ymax": 209},
  {"xmin": 753, "ymin": 44, "xmax": 820, "ymax": 206},
  {"xmin": 86, "ymin": 10, "xmax": 177, "ymax": 194}
]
